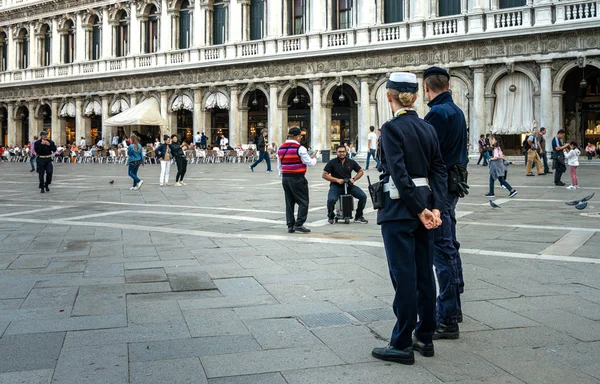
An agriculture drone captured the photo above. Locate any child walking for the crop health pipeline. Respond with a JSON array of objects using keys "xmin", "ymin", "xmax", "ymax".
[
  {"xmin": 564, "ymin": 141, "xmax": 581, "ymax": 189},
  {"xmin": 484, "ymin": 136, "xmax": 518, "ymax": 199}
]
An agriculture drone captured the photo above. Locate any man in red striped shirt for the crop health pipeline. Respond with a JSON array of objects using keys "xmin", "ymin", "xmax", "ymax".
[{"xmin": 277, "ymin": 127, "xmax": 317, "ymax": 233}]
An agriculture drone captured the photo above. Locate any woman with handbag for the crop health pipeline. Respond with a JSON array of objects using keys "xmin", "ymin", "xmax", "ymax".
[
  {"xmin": 127, "ymin": 134, "xmax": 144, "ymax": 190},
  {"xmin": 170, "ymin": 134, "xmax": 189, "ymax": 186},
  {"xmin": 484, "ymin": 136, "xmax": 517, "ymax": 199}
]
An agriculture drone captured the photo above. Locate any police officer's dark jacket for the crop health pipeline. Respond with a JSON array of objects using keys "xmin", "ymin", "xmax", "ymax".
[
  {"xmin": 34, "ymin": 139, "xmax": 57, "ymax": 156},
  {"xmin": 377, "ymin": 110, "xmax": 447, "ymax": 224},
  {"xmin": 424, "ymin": 91, "xmax": 467, "ymax": 169}
]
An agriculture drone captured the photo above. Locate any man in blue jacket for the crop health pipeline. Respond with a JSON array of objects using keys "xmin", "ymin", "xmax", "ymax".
[{"xmin": 423, "ymin": 66, "xmax": 469, "ymax": 340}]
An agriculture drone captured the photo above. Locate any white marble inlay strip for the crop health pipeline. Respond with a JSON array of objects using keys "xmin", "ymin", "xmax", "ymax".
[
  {"xmin": 540, "ymin": 230, "xmax": 595, "ymax": 256},
  {"xmin": 0, "ymin": 206, "xmax": 71, "ymax": 218}
]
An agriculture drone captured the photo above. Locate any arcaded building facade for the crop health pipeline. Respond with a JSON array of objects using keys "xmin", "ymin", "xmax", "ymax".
[{"xmin": 0, "ymin": 0, "xmax": 599, "ymax": 154}]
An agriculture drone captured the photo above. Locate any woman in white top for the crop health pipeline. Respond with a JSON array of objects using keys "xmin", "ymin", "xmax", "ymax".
[
  {"xmin": 564, "ymin": 141, "xmax": 581, "ymax": 189},
  {"xmin": 484, "ymin": 136, "xmax": 518, "ymax": 199}
]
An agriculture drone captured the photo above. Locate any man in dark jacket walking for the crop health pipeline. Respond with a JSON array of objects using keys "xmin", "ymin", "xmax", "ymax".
[{"xmin": 249, "ymin": 129, "xmax": 272, "ymax": 173}]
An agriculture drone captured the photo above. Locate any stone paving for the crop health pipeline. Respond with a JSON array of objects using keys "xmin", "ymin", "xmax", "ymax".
[{"xmin": 0, "ymin": 158, "xmax": 599, "ymax": 384}]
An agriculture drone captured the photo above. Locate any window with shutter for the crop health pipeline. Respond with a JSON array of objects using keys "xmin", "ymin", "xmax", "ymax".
[
  {"xmin": 288, "ymin": 0, "xmax": 305, "ymax": 35},
  {"xmin": 334, "ymin": 0, "xmax": 353, "ymax": 30},
  {"xmin": 250, "ymin": 0, "xmax": 264, "ymax": 40},
  {"xmin": 384, "ymin": 0, "xmax": 403, "ymax": 23},
  {"xmin": 499, "ymin": 0, "xmax": 526, "ymax": 8},
  {"xmin": 439, "ymin": 0, "xmax": 461, "ymax": 16},
  {"xmin": 92, "ymin": 22, "xmax": 101, "ymax": 60},
  {"xmin": 43, "ymin": 33, "xmax": 51, "ymax": 66},
  {"xmin": 213, "ymin": 4, "xmax": 226, "ymax": 45}
]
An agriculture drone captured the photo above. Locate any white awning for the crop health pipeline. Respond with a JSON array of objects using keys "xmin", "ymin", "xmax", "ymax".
[
  {"xmin": 110, "ymin": 99, "xmax": 130, "ymax": 115},
  {"xmin": 205, "ymin": 92, "xmax": 228, "ymax": 110},
  {"xmin": 172, "ymin": 94, "xmax": 193, "ymax": 111},
  {"xmin": 104, "ymin": 98, "xmax": 165, "ymax": 126},
  {"xmin": 84, "ymin": 100, "xmax": 102, "ymax": 116},
  {"xmin": 491, "ymin": 73, "xmax": 534, "ymax": 134},
  {"xmin": 59, "ymin": 102, "xmax": 76, "ymax": 118}
]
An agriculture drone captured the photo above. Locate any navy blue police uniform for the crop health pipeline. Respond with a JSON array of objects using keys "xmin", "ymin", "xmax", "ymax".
[
  {"xmin": 423, "ymin": 66, "xmax": 468, "ymax": 335},
  {"xmin": 377, "ymin": 108, "xmax": 447, "ymax": 356},
  {"xmin": 34, "ymin": 132, "xmax": 57, "ymax": 193}
]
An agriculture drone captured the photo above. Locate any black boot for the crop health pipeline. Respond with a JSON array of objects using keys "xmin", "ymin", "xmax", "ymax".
[
  {"xmin": 432, "ymin": 322, "xmax": 459, "ymax": 340},
  {"xmin": 412, "ymin": 335, "xmax": 434, "ymax": 357},
  {"xmin": 372, "ymin": 345, "xmax": 415, "ymax": 365}
]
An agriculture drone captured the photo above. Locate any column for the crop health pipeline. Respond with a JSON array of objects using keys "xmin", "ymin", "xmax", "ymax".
[
  {"xmin": 130, "ymin": 93, "xmax": 137, "ymax": 107},
  {"xmin": 358, "ymin": 77, "xmax": 370, "ymax": 154},
  {"xmin": 130, "ymin": 8, "xmax": 140, "ymax": 55},
  {"xmin": 538, "ymin": 60, "xmax": 553, "ymax": 150},
  {"xmin": 278, "ymin": 0, "xmax": 287, "ymax": 36},
  {"xmin": 370, "ymin": 100, "xmax": 378, "ymax": 131},
  {"xmin": 51, "ymin": 99, "xmax": 64, "ymax": 145},
  {"xmin": 28, "ymin": 24, "xmax": 38, "ymax": 68},
  {"xmin": 192, "ymin": 89, "xmax": 203, "ymax": 138},
  {"xmin": 228, "ymin": 1, "xmax": 242, "ymax": 42},
  {"xmin": 468, "ymin": 0, "xmax": 485, "ymax": 33},
  {"xmin": 240, "ymin": 107, "xmax": 249, "ymax": 144},
  {"xmin": 6, "ymin": 26, "xmax": 15, "ymax": 71},
  {"xmin": 75, "ymin": 13, "xmax": 86, "ymax": 62},
  {"xmin": 311, "ymin": 79, "xmax": 323, "ymax": 150},
  {"xmin": 7, "ymin": 104, "xmax": 16, "ymax": 146},
  {"xmin": 194, "ymin": 0, "xmax": 205, "ymax": 47},
  {"xmin": 75, "ymin": 98, "xmax": 87, "ymax": 143},
  {"xmin": 472, "ymin": 66, "xmax": 486, "ymax": 149},
  {"xmin": 551, "ymin": 91, "xmax": 564, "ymax": 148},
  {"xmin": 101, "ymin": 95, "xmax": 112, "ymax": 145},
  {"xmin": 28, "ymin": 101, "xmax": 39, "ymax": 142},
  {"xmin": 160, "ymin": 0, "xmax": 172, "ymax": 51},
  {"xmin": 415, "ymin": 72, "xmax": 426, "ymax": 117},
  {"xmin": 102, "ymin": 8, "xmax": 111, "ymax": 58},
  {"xmin": 409, "ymin": 0, "xmax": 425, "ymax": 40},
  {"xmin": 200, "ymin": 108, "xmax": 210, "ymax": 141},
  {"xmin": 51, "ymin": 19, "xmax": 61, "ymax": 65},
  {"xmin": 160, "ymin": 91, "xmax": 170, "ymax": 136},
  {"xmin": 268, "ymin": 83, "xmax": 280, "ymax": 145},
  {"xmin": 356, "ymin": 0, "xmax": 374, "ymax": 45},
  {"xmin": 229, "ymin": 86, "xmax": 240, "ymax": 145},
  {"xmin": 310, "ymin": 0, "xmax": 326, "ymax": 32}
]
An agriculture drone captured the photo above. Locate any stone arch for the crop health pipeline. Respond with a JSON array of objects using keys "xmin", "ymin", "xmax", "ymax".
[
  {"xmin": 449, "ymin": 70, "xmax": 474, "ymax": 96},
  {"xmin": 109, "ymin": 6, "xmax": 130, "ymax": 23},
  {"xmin": 57, "ymin": 17, "xmax": 76, "ymax": 32},
  {"xmin": 553, "ymin": 59, "xmax": 600, "ymax": 92},
  {"xmin": 138, "ymin": 92, "xmax": 161, "ymax": 105},
  {"xmin": 485, "ymin": 65, "xmax": 540, "ymax": 96},
  {"xmin": 138, "ymin": 1, "xmax": 161, "ymax": 18},
  {"xmin": 322, "ymin": 78, "xmax": 360, "ymax": 105},
  {"xmin": 167, "ymin": 89, "xmax": 194, "ymax": 112},
  {"xmin": 239, "ymin": 84, "xmax": 270, "ymax": 106},
  {"xmin": 369, "ymin": 75, "xmax": 389, "ymax": 100},
  {"xmin": 171, "ymin": 0, "xmax": 192, "ymax": 11},
  {"xmin": 82, "ymin": 11, "xmax": 102, "ymax": 25},
  {"xmin": 201, "ymin": 88, "xmax": 230, "ymax": 109},
  {"xmin": 13, "ymin": 103, "xmax": 29, "ymax": 120},
  {"xmin": 278, "ymin": 82, "xmax": 312, "ymax": 108},
  {"xmin": 34, "ymin": 101, "xmax": 52, "ymax": 119}
]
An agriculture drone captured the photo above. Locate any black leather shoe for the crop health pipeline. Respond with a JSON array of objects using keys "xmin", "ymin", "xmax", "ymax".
[
  {"xmin": 412, "ymin": 335, "xmax": 434, "ymax": 357},
  {"xmin": 294, "ymin": 226, "xmax": 311, "ymax": 233},
  {"xmin": 371, "ymin": 345, "xmax": 414, "ymax": 365},
  {"xmin": 288, "ymin": 228, "xmax": 295, "ymax": 233},
  {"xmin": 457, "ymin": 310, "xmax": 463, "ymax": 323},
  {"xmin": 40, "ymin": 188, "xmax": 45, "ymax": 194},
  {"xmin": 432, "ymin": 322, "xmax": 459, "ymax": 340},
  {"xmin": 45, "ymin": 186, "xmax": 49, "ymax": 192},
  {"xmin": 555, "ymin": 181, "xmax": 566, "ymax": 186}
]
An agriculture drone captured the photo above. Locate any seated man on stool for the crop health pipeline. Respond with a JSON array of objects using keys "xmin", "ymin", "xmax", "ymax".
[{"xmin": 322, "ymin": 145, "xmax": 368, "ymax": 224}]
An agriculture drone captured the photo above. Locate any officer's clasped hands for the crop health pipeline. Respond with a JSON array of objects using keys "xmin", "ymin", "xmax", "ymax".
[{"xmin": 418, "ymin": 208, "xmax": 442, "ymax": 230}]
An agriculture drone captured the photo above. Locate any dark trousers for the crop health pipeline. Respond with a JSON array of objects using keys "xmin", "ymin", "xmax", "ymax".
[
  {"xmin": 433, "ymin": 190, "xmax": 463, "ymax": 325},
  {"xmin": 381, "ymin": 219, "xmax": 436, "ymax": 349},
  {"xmin": 555, "ymin": 169, "xmax": 564, "ymax": 184},
  {"xmin": 175, "ymin": 157, "xmax": 187, "ymax": 182},
  {"xmin": 489, "ymin": 175, "xmax": 513, "ymax": 194},
  {"xmin": 36, "ymin": 158, "xmax": 53, "ymax": 188},
  {"xmin": 29, "ymin": 155, "xmax": 36, "ymax": 171},
  {"xmin": 251, "ymin": 150, "xmax": 271, "ymax": 171},
  {"xmin": 540, "ymin": 151, "xmax": 550, "ymax": 173},
  {"xmin": 128, "ymin": 163, "xmax": 141, "ymax": 187},
  {"xmin": 477, "ymin": 150, "xmax": 490, "ymax": 166},
  {"xmin": 282, "ymin": 176, "xmax": 309, "ymax": 229},
  {"xmin": 326, "ymin": 183, "xmax": 367, "ymax": 219}
]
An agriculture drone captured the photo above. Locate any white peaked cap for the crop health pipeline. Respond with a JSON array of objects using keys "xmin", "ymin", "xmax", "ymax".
[
  {"xmin": 389, "ymin": 72, "xmax": 417, "ymax": 84},
  {"xmin": 386, "ymin": 72, "xmax": 419, "ymax": 92}
]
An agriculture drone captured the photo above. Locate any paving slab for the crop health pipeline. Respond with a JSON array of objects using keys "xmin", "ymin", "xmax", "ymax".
[
  {"xmin": 19, "ymin": 287, "xmax": 79, "ymax": 310},
  {"xmin": 0, "ymin": 369, "xmax": 53, "ymax": 384},
  {"xmin": 311, "ymin": 324, "xmax": 387, "ymax": 364},
  {"xmin": 182, "ymin": 308, "xmax": 249, "ymax": 337},
  {"xmin": 463, "ymin": 301, "xmax": 540, "ymax": 329},
  {"xmin": 213, "ymin": 277, "xmax": 269, "ymax": 296},
  {"xmin": 125, "ymin": 268, "xmax": 168, "ymax": 283},
  {"xmin": 208, "ymin": 373, "xmax": 287, "ymax": 384},
  {"xmin": 128, "ymin": 334, "xmax": 262, "ymax": 362},
  {"xmin": 52, "ymin": 344, "xmax": 128, "ymax": 384},
  {"xmin": 72, "ymin": 284, "xmax": 126, "ymax": 316},
  {"xmin": 200, "ymin": 346, "xmax": 344, "ymax": 378},
  {"xmin": 0, "ymin": 332, "xmax": 64, "ymax": 373},
  {"xmin": 519, "ymin": 309, "xmax": 600, "ymax": 342},
  {"xmin": 244, "ymin": 318, "xmax": 323, "ymax": 349},
  {"xmin": 168, "ymin": 271, "xmax": 217, "ymax": 292},
  {"xmin": 130, "ymin": 358, "xmax": 207, "ymax": 384}
]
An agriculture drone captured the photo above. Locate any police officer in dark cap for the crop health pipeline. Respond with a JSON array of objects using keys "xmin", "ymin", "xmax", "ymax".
[
  {"xmin": 423, "ymin": 66, "xmax": 469, "ymax": 339},
  {"xmin": 34, "ymin": 130, "xmax": 57, "ymax": 193},
  {"xmin": 371, "ymin": 72, "xmax": 447, "ymax": 365}
]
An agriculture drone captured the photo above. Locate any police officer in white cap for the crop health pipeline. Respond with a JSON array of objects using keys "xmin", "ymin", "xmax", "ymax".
[
  {"xmin": 34, "ymin": 130, "xmax": 56, "ymax": 193},
  {"xmin": 371, "ymin": 72, "xmax": 447, "ymax": 365}
]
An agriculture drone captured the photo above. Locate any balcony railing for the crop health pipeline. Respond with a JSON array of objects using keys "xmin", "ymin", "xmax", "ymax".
[
  {"xmin": 557, "ymin": 0, "xmax": 599, "ymax": 22},
  {"xmin": 1, "ymin": 3, "xmax": 597, "ymax": 86}
]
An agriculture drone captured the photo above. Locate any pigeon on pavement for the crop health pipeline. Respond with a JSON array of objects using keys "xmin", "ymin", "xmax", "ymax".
[
  {"xmin": 109, "ymin": 180, "xmax": 114, "ymax": 184},
  {"xmin": 489, "ymin": 200, "xmax": 501, "ymax": 209},
  {"xmin": 566, "ymin": 192, "xmax": 594, "ymax": 206},
  {"xmin": 575, "ymin": 201, "xmax": 588, "ymax": 210}
]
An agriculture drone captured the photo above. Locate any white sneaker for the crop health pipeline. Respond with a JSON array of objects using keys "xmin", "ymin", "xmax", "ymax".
[
  {"xmin": 566, "ymin": 185, "xmax": 575, "ymax": 190},
  {"xmin": 160, "ymin": 183, "xmax": 164, "ymax": 187},
  {"xmin": 575, "ymin": 185, "xmax": 580, "ymax": 189},
  {"xmin": 182, "ymin": 182, "xmax": 188, "ymax": 186},
  {"xmin": 137, "ymin": 180, "xmax": 144, "ymax": 190},
  {"xmin": 175, "ymin": 182, "xmax": 182, "ymax": 187},
  {"xmin": 129, "ymin": 187, "xmax": 136, "ymax": 190}
]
